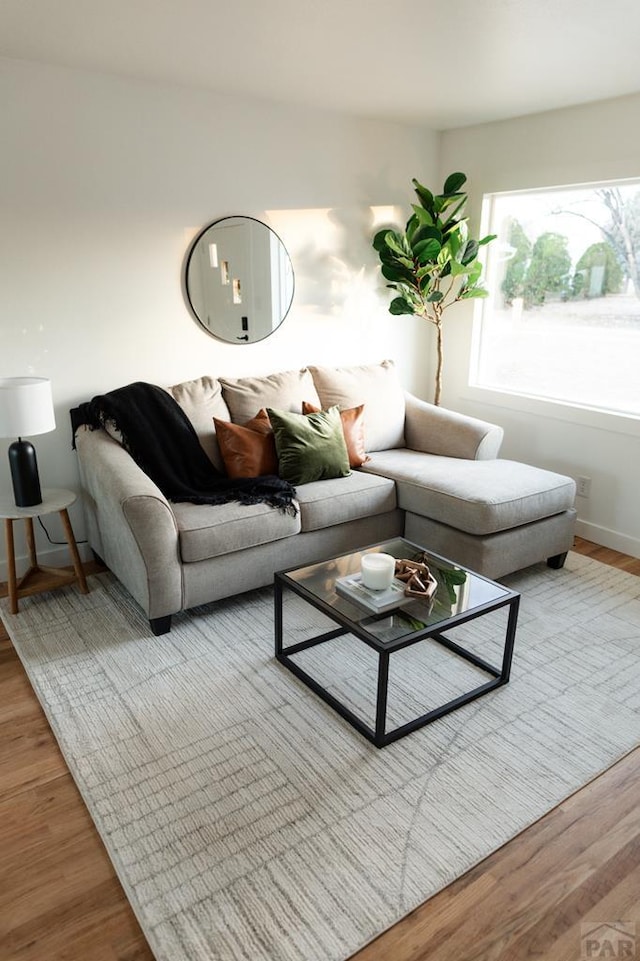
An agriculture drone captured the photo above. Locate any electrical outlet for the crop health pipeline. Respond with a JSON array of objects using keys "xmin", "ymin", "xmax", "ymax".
[{"xmin": 577, "ymin": 475, "xmax": 591, "ymax": 498}]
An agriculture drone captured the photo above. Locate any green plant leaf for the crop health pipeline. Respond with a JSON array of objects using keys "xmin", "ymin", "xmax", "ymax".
[
  {"xmin": 466, "ymin": 261, "xmax": 483, "ymax": 285},
  {"xmin": 389, "ymin": 296, "xmax": 416, "ymax": 315},
  {"xmin": 440, "ymin": 196, "xmax": 468, "ymax": 230},
  {"xmin": 437, "ymin": 565, "xmax": 468, "ymax": 603},
  {"xmin": 406, "ymin": 213, "xmax": 421, "ymax": 242},
  {"xmin": 437, "ymin": 245, "xmax": 452, "ymax": 266},
  {"xmin": 449, "ymin": 259, "xmax": 469, "ymax": 277},
  {"xmin": 443, "ymin": 171, "xmax": 467, "ymax": 195},
  {"xmin": 380, "ymin": 248, "xmax": 414, "ymax": 270},
  {"xmin": 372, "ymin": 228, "xmax": 391, "ymax": 251},
  {"xmin": 384, "ymin": 230, "xmax": 408, "ymax": 257},
  {"xmin": 437, "ymin": 193, "xmax": 466, "ymax": 213},
  {"xmin": 479, "ymin": 233, "xmax": 497, "ymax": 246},
  {"xmin": 455, "ymin": 219, "xmax": 469, "ymax": 244},
  {"xmin": 426, "ymin": 291, "xmax": 444, "ymax": 302},
  {"xmin": 411, "ymin": 224, "xmax": 443, "ymax": 248},
  {"xmin": 412, "ymin": 179, "xmax": 435, "ymax": 213},
  {"xmin": 461, "ymin": 239, "xmax": 479, "ymax": 265},
  {"xmin": 443, "ymin": 217, "xmax": 469, "ymax": 237},
  {"xmin": 460, "ymin": 286, "xmax": 489, "ymax": 299},
  {"xmin": 442, "ymin": 567, "xmax": 467, "ymax": 586},
  {"xmin": 416, "ymin": 264, "xmax": 436, "ymax": 280},
  {"xmin": 445, "ymin": 229, "xmax": 462, "ymax": 258},
  {"xmin": 381, "ymin": 263, "xmax": 416, "ymax": 285},
  {"xmin": 413, "ymin": 237, "xmax": 442, "ymax": 262},
  {"xmin": 403, "ymin": 615, "xmax": 427, "ymax": 631},
  {"xmin": 411, "ymin": 205, "xmax": 435, "ymax": 227}
]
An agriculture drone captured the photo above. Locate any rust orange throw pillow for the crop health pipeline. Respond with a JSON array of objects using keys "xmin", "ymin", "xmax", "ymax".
[
  {"xmin": 302, "ymin": 402, "xmax": 370, "ymax": 468},
  {"xmin": 213, "ymin": 409, "xmax": 279, "ymax": 479}
]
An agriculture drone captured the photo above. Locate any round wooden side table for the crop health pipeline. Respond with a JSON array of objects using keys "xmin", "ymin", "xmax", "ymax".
[{"xmin": 1, "ymin": 488, "xmax": 89, "ymax": 615}]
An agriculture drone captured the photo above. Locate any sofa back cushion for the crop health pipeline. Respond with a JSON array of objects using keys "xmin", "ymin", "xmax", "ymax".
[
  {"xmin": 169, "ymin": 376, "xmax": 230, "ymax": 472},
  {"xmin": 220, "ymin": 368, "xmax": 321, "ymax": 424},
  {"xmin": 309, "ymin": 360, "xmax": 405, "ymax": 451}
]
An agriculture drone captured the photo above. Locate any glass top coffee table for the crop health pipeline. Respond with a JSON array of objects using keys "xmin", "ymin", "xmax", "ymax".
[{"xmin": 274, "ymin": 537, "xmax": 520, "ymax": 748}]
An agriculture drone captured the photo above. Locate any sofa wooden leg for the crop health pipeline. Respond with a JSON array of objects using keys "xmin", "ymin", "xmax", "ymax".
[
  {"xmin": 149, "ymin": 615, "xmax": 172, "ymax": 635},
  {"xmin": 547, "ymin": 552, "xmax": 568, "ymax": 570}
]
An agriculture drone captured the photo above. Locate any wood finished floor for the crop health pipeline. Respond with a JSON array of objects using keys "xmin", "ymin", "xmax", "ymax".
[{"xmin": 1, "ymin": 538, "xmax": 639, "ymax": 961}]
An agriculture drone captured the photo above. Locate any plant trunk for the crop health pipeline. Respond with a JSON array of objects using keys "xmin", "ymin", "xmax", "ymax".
[{"xmin": 434, "ymin": 320, "xmax": 443, "ymax": 406}]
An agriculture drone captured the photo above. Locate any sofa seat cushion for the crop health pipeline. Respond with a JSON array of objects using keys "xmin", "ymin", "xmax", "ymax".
[
  {"xmin": 295, "ymin": 471, "xmax": 397, "ymax": 533},
  {"xmin": 173, "ymin": 500, "xmax": 301, "ymax": 563},
  {"xmin": 362, "ymin": 451, "xmax": 576, "ymax": 536}
]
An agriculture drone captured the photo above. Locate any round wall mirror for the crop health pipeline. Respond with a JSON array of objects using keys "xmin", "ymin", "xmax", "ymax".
[{"xmin": 184, "ymin": 216, "xmax": 295, "ymax": 343}]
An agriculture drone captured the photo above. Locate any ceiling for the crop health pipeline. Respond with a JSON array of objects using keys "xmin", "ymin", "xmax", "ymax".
[{"xmin": 3, "ymin": 0, "xmax": 640, "ymax": 129}]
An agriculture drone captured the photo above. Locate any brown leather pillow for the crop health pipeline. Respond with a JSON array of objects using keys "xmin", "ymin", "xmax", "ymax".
[
  {"xmin": 302, "ymin": 402, "xmax": 370, "ymax": 468},
  {"xmin": 213, "ymin": 409, "xmax": 278, "ymax": 479}
]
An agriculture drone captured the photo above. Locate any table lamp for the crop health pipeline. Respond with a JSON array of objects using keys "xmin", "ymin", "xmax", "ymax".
[{"xmin": 0, "ymin": 377, "xmax": 56, "ymax": 507}]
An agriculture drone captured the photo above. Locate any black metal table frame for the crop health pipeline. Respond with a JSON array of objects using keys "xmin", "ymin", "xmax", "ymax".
[{"xmin": 274, "ymin": 570, "xmax": 520, "ymax": 748}]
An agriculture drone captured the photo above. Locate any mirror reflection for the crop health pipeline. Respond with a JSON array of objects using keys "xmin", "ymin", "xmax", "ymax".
[{"xmin": 185, "ymin": 216, "xmax": 295, "ymax": 343}]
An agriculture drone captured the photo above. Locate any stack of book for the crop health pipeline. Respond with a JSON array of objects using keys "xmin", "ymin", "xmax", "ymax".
[{"xmin": 335, "ymin": 572, "xmax": 408, "ymax": 614}]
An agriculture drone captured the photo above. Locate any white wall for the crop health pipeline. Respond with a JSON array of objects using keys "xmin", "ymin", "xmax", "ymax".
[
  {"xmin": 439, "ymin": 93, "xmax": 640, "ymax": 558},
  {"xmin": 0, "ymin": 57, "xmax": 438, "ymax": 574}
]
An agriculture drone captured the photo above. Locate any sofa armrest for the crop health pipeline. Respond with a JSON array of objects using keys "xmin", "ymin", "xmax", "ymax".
[
  {"xmin": 404, "ymin": 393, "xmax": 504, "ymax": 460},
  {"xmin": 75, "ymin": 426, "xmax": 182, "ymax": 619}
]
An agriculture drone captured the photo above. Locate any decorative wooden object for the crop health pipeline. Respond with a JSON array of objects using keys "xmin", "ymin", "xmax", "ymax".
[{"xmin": 394, "ymin": 558, "xmax": 438, "ymax": 600}]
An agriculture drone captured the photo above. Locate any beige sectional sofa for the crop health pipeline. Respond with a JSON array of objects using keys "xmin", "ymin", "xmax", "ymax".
[{"xmin": 73, "ymin": 360, "xmax": 577, "ymax": 634}]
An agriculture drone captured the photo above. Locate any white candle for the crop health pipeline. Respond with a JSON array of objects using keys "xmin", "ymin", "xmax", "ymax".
[{"xmin": 361, "ymin": 553, "xmax": 396, "ymax": 590}]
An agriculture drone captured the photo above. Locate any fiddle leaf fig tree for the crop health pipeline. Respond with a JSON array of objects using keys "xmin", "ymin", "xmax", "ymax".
[{"xmin": 373, "ymin": 172, "xmax": 496, "ymax": 405}]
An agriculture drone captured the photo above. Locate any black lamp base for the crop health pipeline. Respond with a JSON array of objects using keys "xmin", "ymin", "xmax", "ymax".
[{"xmin": 8, "ymin": 438, "xmax": 42, "ymax": 507}]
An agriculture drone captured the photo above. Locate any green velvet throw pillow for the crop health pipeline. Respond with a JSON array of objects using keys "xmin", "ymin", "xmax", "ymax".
[{"xmin": 267, "ymin": 406, "xmax": 351, "ymax": 485}]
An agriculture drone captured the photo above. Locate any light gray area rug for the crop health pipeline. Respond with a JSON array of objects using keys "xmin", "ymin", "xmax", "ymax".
[{"xmin": 3, "ymin": 552, "xmax": 640, "ymax": 961}]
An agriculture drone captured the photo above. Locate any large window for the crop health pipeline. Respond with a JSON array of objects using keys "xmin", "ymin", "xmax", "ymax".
[{"xmin": 473, "ymin": 180, "xmax": 640, "ymax": 417}]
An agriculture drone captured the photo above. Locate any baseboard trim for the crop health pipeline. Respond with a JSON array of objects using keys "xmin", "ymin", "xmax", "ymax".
[{"xmin": 575, "ymin": 519, "xmax": 640, "ymax": 560}]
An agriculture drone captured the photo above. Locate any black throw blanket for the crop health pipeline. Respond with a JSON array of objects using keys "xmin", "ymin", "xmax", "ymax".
[{"xmin": 73, "ymin": 381, "xmax": 297, "ymax": 514}]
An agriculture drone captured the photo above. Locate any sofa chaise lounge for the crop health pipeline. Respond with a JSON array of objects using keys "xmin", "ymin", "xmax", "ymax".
[{"xmin": 73, "ymin": 360, "xmax": 577, "ymax": 634}]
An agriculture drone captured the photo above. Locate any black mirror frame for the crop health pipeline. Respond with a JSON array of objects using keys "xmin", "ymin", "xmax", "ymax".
[{"xmin": 183, "ymin": 215, "xmax": 295, "ymax": 344}]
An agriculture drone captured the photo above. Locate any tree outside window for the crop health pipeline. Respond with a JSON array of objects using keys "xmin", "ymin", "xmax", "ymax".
[{"xmin": 474, "ymin": 179, "xmax": 640, "ymax": 417}]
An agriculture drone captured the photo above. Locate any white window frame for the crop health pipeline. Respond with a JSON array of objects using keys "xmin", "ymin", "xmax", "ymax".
[{"xmin": 467, "ymin": 179, "xmax": 640, "ymax": 438}]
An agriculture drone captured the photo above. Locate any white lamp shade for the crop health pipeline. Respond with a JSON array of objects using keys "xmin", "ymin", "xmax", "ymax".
[{"xmin": 0, "ymin": 377, "xmax": 56, "ymax": 438}]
